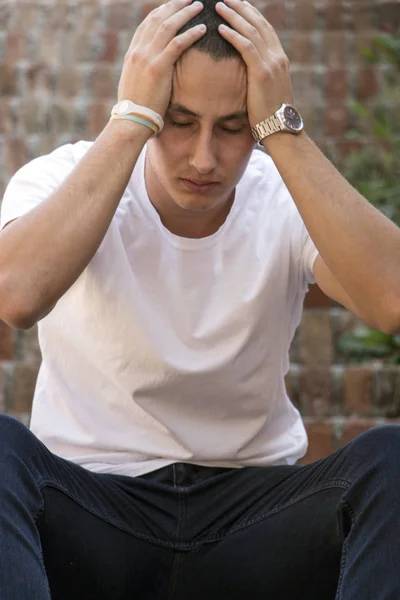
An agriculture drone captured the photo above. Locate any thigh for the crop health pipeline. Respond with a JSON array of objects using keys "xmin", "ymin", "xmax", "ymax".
[
  {"xmin": 176, "ymin": 487, "xmax": 344, "ymax": 600},
  {"xmin": 37, "ymin": 487, "xmax": 174, "ymax": 600}
]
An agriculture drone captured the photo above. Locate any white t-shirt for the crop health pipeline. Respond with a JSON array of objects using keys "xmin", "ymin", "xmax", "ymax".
[{"xmin": 1, "ymin": 142, "xmax": 319, "ymax": 477}]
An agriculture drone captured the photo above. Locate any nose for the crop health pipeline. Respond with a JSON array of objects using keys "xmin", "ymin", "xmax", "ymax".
[{"xmin": 188, "ymin": 130, "xmax": 218, "ymax": 175}]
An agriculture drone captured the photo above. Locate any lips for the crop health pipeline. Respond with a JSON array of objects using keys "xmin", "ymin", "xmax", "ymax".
[
  {"xmin": 181, "ymin": 179, "xmax": 219, "ymax": 194},
  {"xmin": 181, "ymin": 179, "xmax": 220, "ymax": 193},
  {"xmin": 184, "ymin": 179, "xmax": 218, "ymax": 185}
]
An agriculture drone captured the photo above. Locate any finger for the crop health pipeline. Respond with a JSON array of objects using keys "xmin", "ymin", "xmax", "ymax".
[
  {"xmin": 215, "ymin": 1, "xmax": 265, "ymax": 54},
  {"xmin": 153, "ymin": 1, "xmax": 204, "ymax": 53},
  {"xmin": 218, "ymin": 24, "xmax": 260, "ymax": 67},
  {"xmin": 219, "ymin": 0, "xmax": 283, "ymax": 54},
  {"xmin": 127, "ymin": 0, "xmax": 195, "ymax": 50},
  {"xmin": 161, "ymin": 24, "xmax": 207, "ymax": 65}
]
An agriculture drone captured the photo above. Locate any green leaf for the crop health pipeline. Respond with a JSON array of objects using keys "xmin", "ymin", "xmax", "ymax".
[
  {"xmin": 338, "ymin": 328, "xmax": 394, "ymax": 359},
  {"xmin": 360, "ymin": 47, "xmax": 377, "ymax": 63}
]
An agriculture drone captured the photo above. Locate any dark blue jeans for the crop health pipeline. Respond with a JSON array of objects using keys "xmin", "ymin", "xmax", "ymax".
[{"xmin": 1, "ymin": 413, "xmax": 400, "ymax": 599}]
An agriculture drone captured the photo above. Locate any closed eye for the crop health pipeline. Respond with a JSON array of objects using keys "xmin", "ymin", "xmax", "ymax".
[{"xmin": 170, "ymin": 121, "xmax": 244, "ymax": 135}]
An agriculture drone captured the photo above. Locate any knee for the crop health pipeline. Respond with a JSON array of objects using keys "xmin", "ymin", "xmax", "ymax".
[
  {"xmin": 0, "ymin": 414, "xmax": 37, "ymax": 457},
  {"xmin": 349, "ymin": 424, "xmax": 400, "ymax": 466}
]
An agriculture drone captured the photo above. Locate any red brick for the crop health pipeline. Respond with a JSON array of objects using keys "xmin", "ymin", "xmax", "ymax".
[
  {"xmin": 299, "ymin": 422, "xmax": 335, "ymax": 464},
  {"xmin": 293, "ymin": 1, "xmax": 316, "ymax": 30},
  {"xmin": 11, "ymin": 364, "xmax": 39, "ymax": 414},
  {"xmin": 304, "ymin": 285, "xmax": 332, "ymax": 309},
  {"xmin": 325, "ymin": 1, "xmax": 345, "ymax": 30},
  {"xmin": 37, "ymin": 135, "xmax": 58, "ymax": 157},
  {"xmin": 0, "ymin": 321, "xmax": 13, "ymax": 360},
  {"xmin": 291, "ymin": 68, "xmax": 321, "ymax": 106},
  {"xmin": 356, "ymin": 67, "xmax": 380, "ymax": 99},
  {"xmin": 0, "ymin": 103, "xmax": 12, "ymax": 135},
  {"xmin": 19, "ymin": 325, "xmax": 41, "ymax": 365},
  {"xmin": 351, "ymin": 3, "xmax": 374, "ymax": 30},
  {"xmin": 140, "ymin": 4, "xmax": 161, "ymax": 20},
  {"xmin": 324, "ymin": 104, "xmax": 349, "ymax": 137},
  {"xmin": 263, "ymin": 3, "xmax": 287, "ymax": 31},
  {"xmin": 321, "ymin": 32, "xmax": 348, "ymax": 67},
  {"xmin": 48, "ymin": 102, "xmax": 74, "ymax": 135},
  {"xmin": 335, "ymin": 138, "xmax": 364, "ymax": 159},
  {"xmin": 6, "ymin": 33, "xmax": 27, "ymax": 61},
  {"xmin": 9, "ymin": 2, "xmax": 40, "ymax": 29},
  {"xmin": 341, "ymin": 419, "xmax": 378, "ymax": 446},
  {"xmin": 377, "ymin": 2, "xmax": 400, "ymax": 32},
  {"xmin": 296, "ymin": 103, "xmax": 320, "ymax": 138},
  {"xmin": 5, "ymin": 139, "xmax": 28, "ymax": 176},
  {"xmin": 90, "ymin": 64, "xmax": 116, "ymax": 100},
  {"xmin": 299, "ymin": 367, "xmax": 333, "ymax": 418},
  {"xmin": 375, "ymin": 367, "xmax": 400, "ymax": 418},
  {"xmin": 36, "ymin": 34, "xmax": 59, "ymax": 64},
  {"xmin": 299, "ymin": 310, "xmax": 333, "ymax": 366},
  {"xmin": 289, "ymin": 33, "xmax": 313, "ymax": 64},
  {"xmin": 25, "ymin": 64, "xmax": 54, "ymax": 94},
  {"xmin": 19, "ymin": 98, "xmax": 45, "ymax": 136},
  {"xmin": 0, "ymin": 2, "xmax": 11, "ymax": 29},
  {"xmin": 107, "ymin": 3, "xmax": 135, "ymax": 29},
  {"xmin": 86, "ymin": 103, "xmax": 110, "ymax": 138},
  {"xmin": 99, "ymin": 33, "xmax": 120, "ymax": 62},
  {"xmin": 47, "ymin": 3, "xmax": 75, "ymax": 30},
  {"xmin": 72, "ymin": 34, "xmax": 94, "ymax": 63},
  {"xmin": 74, "ymin": 1, "xmax": 102, "ymax": 32},
  {"xmin": 325, "ymin": 69, "xmax": 348, "ymax": 102},
  {"xmin": 342, "ymin": 366, "xmax": 374, "ymax": 417},
  {"xmin": 56, "ymin": 67, "xmax": 84, "ymax": 98},
  {"xmin": 0, "ymin": 63, "xmax": 17, "ymax": 97}
]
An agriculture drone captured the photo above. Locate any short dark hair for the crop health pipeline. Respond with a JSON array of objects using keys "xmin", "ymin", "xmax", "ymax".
[{"xmin": 178, "ymin": 0, "xmax": 241, "ymax": 61}]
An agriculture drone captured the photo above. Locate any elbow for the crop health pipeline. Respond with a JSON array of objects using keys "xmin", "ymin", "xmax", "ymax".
[
  {"xmin": 377, "ymin": 300, "xmax": 400, "ymax": 335},
  {"xmin": 384, "ymin": 320, "xmax": 400, "ymax": 336},
  {"xmin": 0, "ymin": 303, "xmax": 38, "ymax": 330},
  {"xmin": 0, "ymin": 286, "xmax": 39, "ymax": 330},
  {"xmin": 0, "ymin": 297, "xmax": 56, "ymax": 330}
]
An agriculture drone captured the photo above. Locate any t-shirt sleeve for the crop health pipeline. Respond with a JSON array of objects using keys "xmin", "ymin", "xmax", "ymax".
[
  {"xmin": 300, "ymin": 221, "xmax": 319, "ymax": 285},
  {"xmin": 0, "ymin": 143, "xmax": 78, "ymax": 230}
]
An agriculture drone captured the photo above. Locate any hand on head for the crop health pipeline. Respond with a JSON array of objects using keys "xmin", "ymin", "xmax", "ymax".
[{"xmin": 118, "ymin": 0, "xmax": 207, "ymax": 116}]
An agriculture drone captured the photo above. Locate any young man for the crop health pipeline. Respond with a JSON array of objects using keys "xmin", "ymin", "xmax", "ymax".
[{"xmin": 0, "ymin": 0, "xmax": 399, "ymax": 598}]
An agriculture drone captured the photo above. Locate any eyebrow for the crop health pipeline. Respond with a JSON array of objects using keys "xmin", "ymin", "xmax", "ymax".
[{"xmin": 168, "ymin": 103, "xmax": 248, "ymax": 122}]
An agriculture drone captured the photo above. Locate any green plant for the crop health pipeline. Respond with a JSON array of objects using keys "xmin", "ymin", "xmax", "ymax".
[
  {"xmin": 338, "ymin": 34, "xmax": 400, "ymax": 361},
  {"xmin": 342, "ymin": 34, "xmax": 400, "ymax": 226},
  {"xmin": 338, "ymin": 327, "xmax": 400, "ymax": 364}
]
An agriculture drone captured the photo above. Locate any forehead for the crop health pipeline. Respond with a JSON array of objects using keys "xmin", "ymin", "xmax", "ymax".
[{"xmin": 172, "ymin": 50, "xmax": 247, "ymax": 117}]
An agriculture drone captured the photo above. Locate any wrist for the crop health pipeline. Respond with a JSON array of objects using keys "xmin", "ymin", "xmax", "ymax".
[
  {"xmin": 105, "ymin": 117, "xmax": 154, "ymax": 142},
  {"xmin": 261, "ymin": 129, "xmax": 308, "ymax": 154}
]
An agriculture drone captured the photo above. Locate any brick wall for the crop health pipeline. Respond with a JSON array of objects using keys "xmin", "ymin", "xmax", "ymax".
[{"xmin": 0, "ymin": 0, "xmax": 399, "ymax": 462}]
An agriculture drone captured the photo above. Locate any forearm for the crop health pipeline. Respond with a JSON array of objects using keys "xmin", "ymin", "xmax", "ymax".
[
  {"xmin": 263, "ymin": 132, "xmax": 400, "ymax": 320},
  {"xmin": 0, "ymin": 119, "xmax": 151, "ymax": 329}
]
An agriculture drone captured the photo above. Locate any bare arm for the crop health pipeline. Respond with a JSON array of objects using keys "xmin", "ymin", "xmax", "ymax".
[
  {"xmin": 0, "ymin": 121, "xmax": 150, "ymax": 329},
  {"xmin": 263, "ymin": 133, "xmax": 400, "ymax": 334},
  {"xmin": 0, "ymin": 0, "xmax": 206, "ymax": 330}
]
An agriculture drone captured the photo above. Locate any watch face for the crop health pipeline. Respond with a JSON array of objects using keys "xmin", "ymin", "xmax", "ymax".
[
  {"xmin": 117, "ymin": 100, "xmax": 130, "ymax": 115},
  {"xmin": 283, "ymin": 105, "xmax": 303, "ymax": 131}
]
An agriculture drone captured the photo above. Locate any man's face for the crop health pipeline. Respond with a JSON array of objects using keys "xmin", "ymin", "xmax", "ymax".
[{"xmin": 146, "ymin": 50, "xmax": 255, "ymax": 215}]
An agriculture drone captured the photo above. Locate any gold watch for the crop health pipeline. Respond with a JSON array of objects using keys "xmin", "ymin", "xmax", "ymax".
[{"xmin": 251, "ymin": 103, "xmax": 304, "ymax": 144}]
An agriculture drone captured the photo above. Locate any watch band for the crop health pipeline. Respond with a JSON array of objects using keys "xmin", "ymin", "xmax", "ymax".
[{"xmin": 251, "ymin": 114, "xmax": 283, "ymax": 143}]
